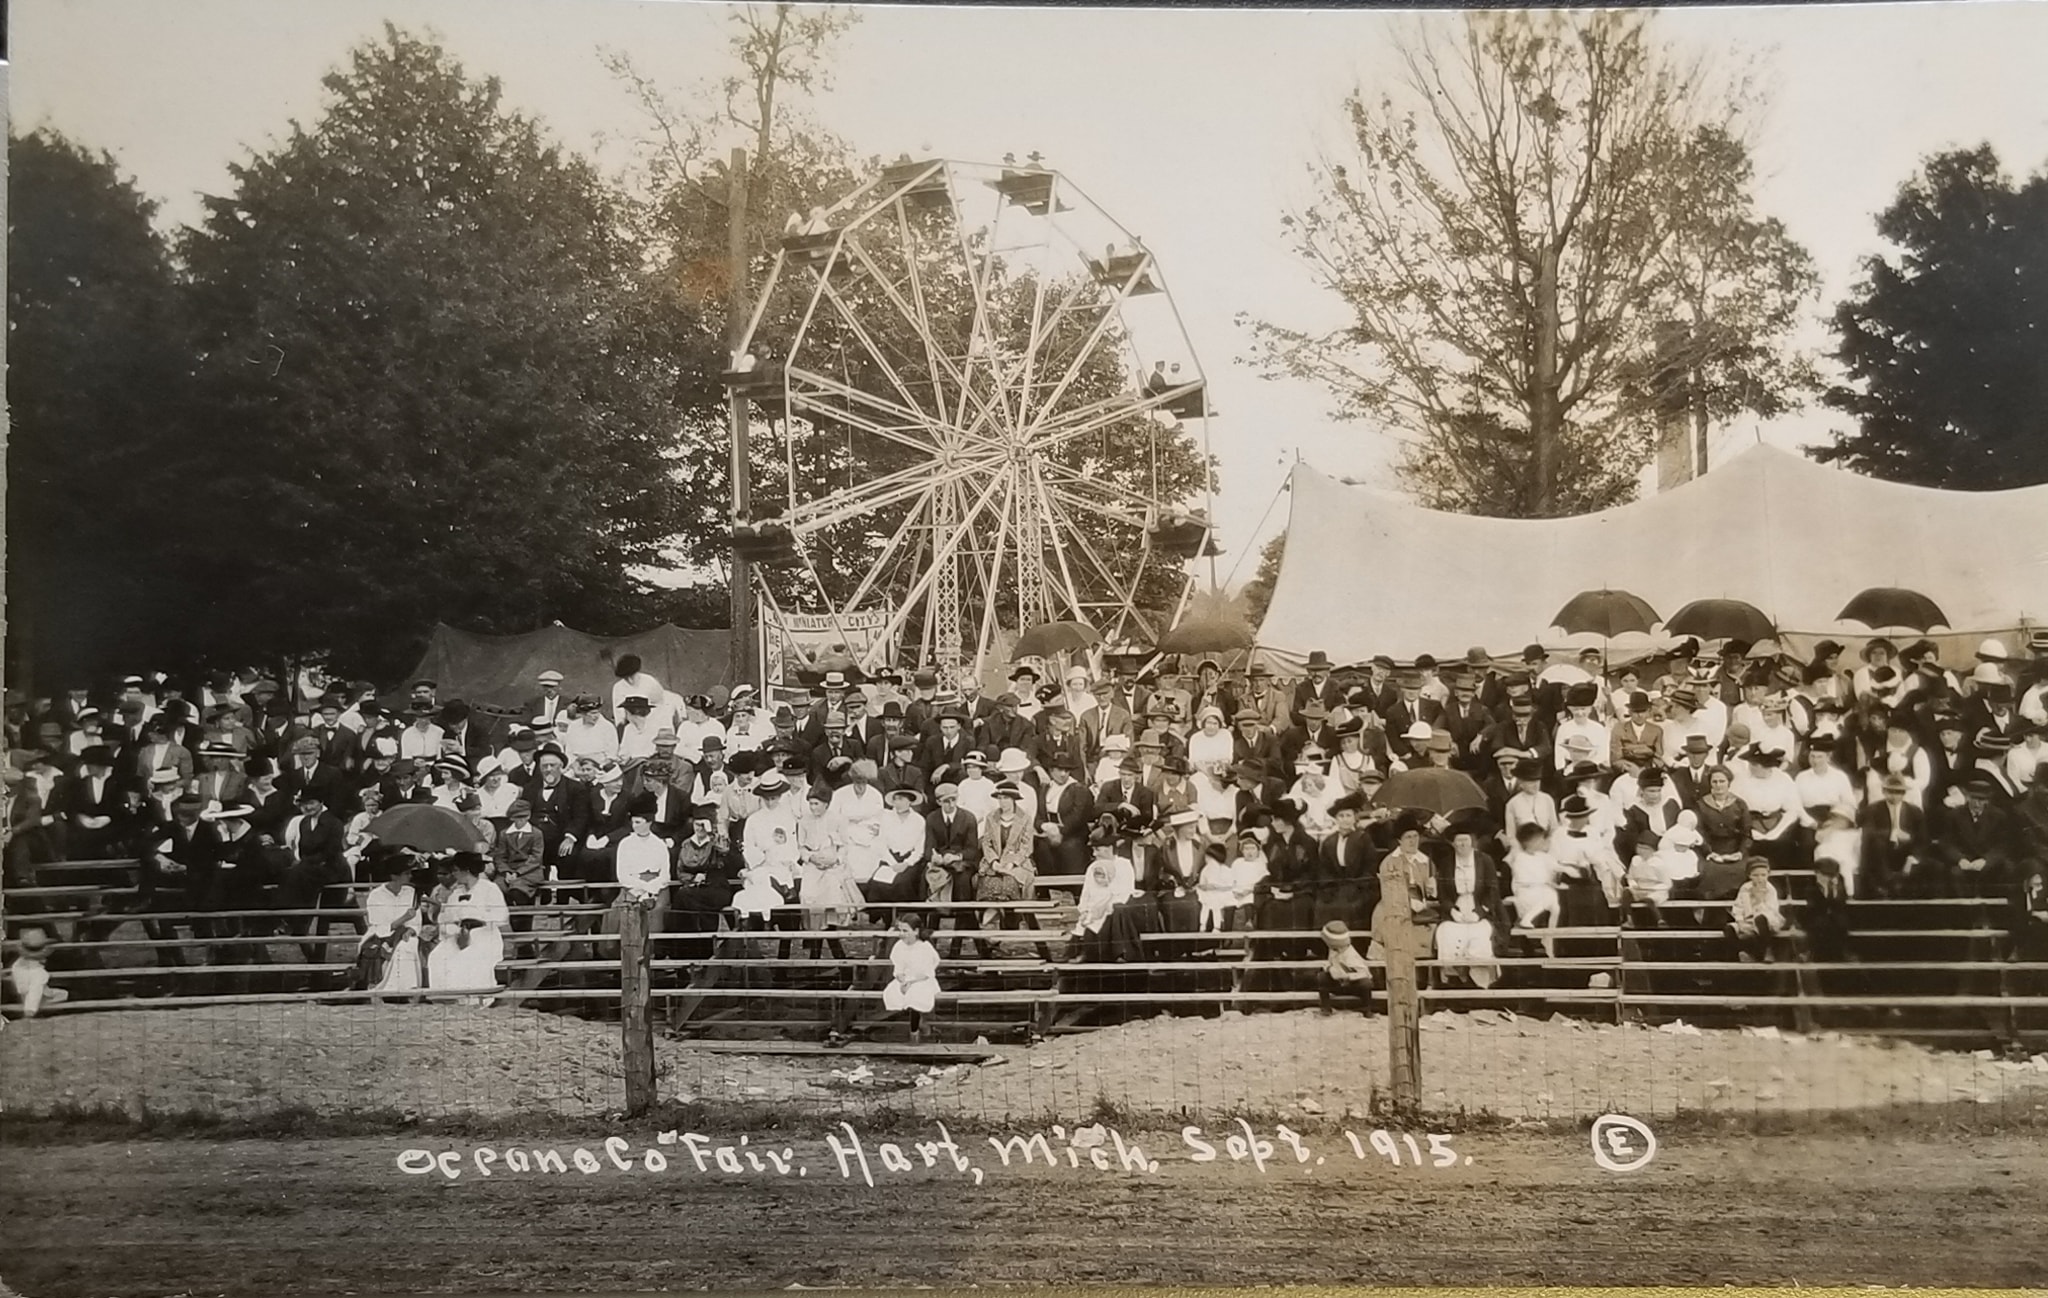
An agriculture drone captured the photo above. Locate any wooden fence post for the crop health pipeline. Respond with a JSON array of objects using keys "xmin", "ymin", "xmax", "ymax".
[
  {"xmin": 619, "ymin": 901, "xmax": 656, "ymax": 1116},
  {"xmin": 1386, "ymin": 948, "xmax": 1422, "ymax": 1110}
]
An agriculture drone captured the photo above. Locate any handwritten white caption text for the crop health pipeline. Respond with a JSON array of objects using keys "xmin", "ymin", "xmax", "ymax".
[{"xmin": 395, "ymin": 1119, "xmax": 1472, "ymax": 1184}]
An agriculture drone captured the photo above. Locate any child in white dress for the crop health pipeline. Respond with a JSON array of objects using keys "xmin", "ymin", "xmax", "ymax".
[
  {"xmin": 880, "ymin": 914, "xmax": 941, "ymax": 1042},
  {"xmin": 1507, "ymin": 822, "xmax": 1563, "ymax": 956}
]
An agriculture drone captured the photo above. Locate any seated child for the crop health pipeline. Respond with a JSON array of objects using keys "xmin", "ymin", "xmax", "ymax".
[
  {"xmin": 1318, "ymin": 919, "xmax": 1374, "ymax": 1015},
  {"xmin": 1727, "ymin": 856, "xmax": 1787, "ymax": 962},
  {"xmin": 1507, "ymin": 822, "xmax": 1563, "ymax": 956}
]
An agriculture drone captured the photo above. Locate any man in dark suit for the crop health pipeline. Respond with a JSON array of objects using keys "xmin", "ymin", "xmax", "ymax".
[
  {"xmin": 917, "ymin": 708, "xmax": 976, "ymax": 787},
  {"xmin": 1666, "ymin": 734, "xmax": 1720, "ymax": 809},
  {"xmin": 521, "ymin": 748, "xmax": 589, "ymax": 876},
  {"xmin": 978, "ymin": 694, "xmax": 1037, "ymax": 762},
  {"xmin": 1098, "ymin": 663, "xmax": 1150, "ymax": 733},
  {"xmin": 1936, "ymin": 775, "xmax": 2018, "ymax": 898},
  {"xmin": 136, "ymin": 791, "xmax": 219, "ymax": 968},
  {"xmin": 810, "ymin": 716, "xmax": 867, "ymax": 789},
  {"xmin": 1290, "ymin": 651, "xmax": 1343, "ymax": 726},
  {"xmin": 438, "ymin": 701, "xmax": 492, "ymax": 766},
  {"xmin": 1859, "ymin": 772, "xmax": 1928, "ymax": 898},
  {"xmin": 306, "ymin": 695, "xmax": 356, "ymax": 770},
  {"xmin": 843, "ymin": 694, "xmax": 885, "ymax": 757},
  {"xmin": 925, "ymin": 781, "xmax": 986, "ymax": 955},
  {"xmin": 1478, "ymin": 692, "xmax": 1552, "ymax": 783},
  {"xmin": 1433, "ymin": 671, "xmax": 1492, "ymax": 771},
  {"xmin": 277, "ymin": 736, "xmax": 353, "ymax": 815},
  {"xmin": 1036, "ymin": 707, "xmax": 1089, "ymax": 778},
  {"xmin": 1230, "ymin": 709, "xmax": 1280, "ymax": 774}
]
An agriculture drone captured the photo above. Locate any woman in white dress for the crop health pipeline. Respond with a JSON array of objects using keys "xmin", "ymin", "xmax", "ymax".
[
  {"xmin": 880, "ymin": 913, "xmax": 942, "ymax": 1042},
  {"xmin": 473, "ymin": 758, "xmax": 521, "ymax": 821},
  {"xmin": 425, "ymin": 853, "xmax": 509, "ymax": 1001},
  {"xmin": 829, "ymin": 760, "xmax": 890, "ymax": 884},
  {"xmin": 358, "ymin": 852, "xmax": 424, "ymax": 1000},
  {"xmin": 1186, "ymin": 707, "xmax": 1234, "ymax": 771}
]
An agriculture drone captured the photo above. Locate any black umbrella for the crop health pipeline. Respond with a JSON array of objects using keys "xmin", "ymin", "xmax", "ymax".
[
  {"xmin": 1666, "ymin": 598, "xmax": 1776, "ymax": 645},
  {"xmin": 363, "ymin": 804, "xmax": 489, "ymax": 855},
  {"xmin": 1155, "ymin": 590, "xmax": 1256, "ymax": 655},
  {"xmin": 1551, "ymin": 589, "xmax": 1660, "ymax": 639},
  {"xmin": 1012, "ymin": 621, "xmax": 1102, "ymax": 660},
  {"xmin": 1838, "ymin": 587, "xmax": 1950, "ymax": 633},
  {"xmin": 1371, "ymin": 768, "xmax": 1489, "ymax": 817}
]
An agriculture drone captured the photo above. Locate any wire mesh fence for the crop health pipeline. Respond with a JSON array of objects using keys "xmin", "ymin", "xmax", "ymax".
[{"xmin": 9, "ymin": 872, "xmax": 2048, "ymax": 1129}]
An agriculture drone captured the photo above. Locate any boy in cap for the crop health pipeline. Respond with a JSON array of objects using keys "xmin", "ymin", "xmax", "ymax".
[
  {"xmin": 491, "ymin": 798, "xmax": 547, "ymax": 925},
  {"xmin": 528, "ymin": 669, "xmax": 568, "ymax": 730},
  {"xmin": 5, "ymin": 927, "xmax": 68, "ymax": 1017},
  {"xmin": 1727, "ymin": 857, "xmax": 1787, "ymax": 962}
]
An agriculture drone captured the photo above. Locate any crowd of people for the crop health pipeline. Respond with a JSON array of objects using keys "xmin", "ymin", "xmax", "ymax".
[{"xmin": 7, "ymin": 631, "xmax": 2048, "ymax": 1024}]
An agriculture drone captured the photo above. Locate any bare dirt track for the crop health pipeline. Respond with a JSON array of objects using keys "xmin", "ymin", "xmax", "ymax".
[{"xmin": 3, "ymin": 1129, "xmax": 2045, "ymax": 1295}]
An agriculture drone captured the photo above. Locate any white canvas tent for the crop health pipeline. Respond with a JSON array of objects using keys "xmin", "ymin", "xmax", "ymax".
[{"xmin": 1257, "ymin": 445, "xmax": 2048, "ymax": 670}]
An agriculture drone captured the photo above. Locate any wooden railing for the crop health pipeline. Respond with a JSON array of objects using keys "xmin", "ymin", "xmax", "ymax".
[{"xmin": 7, "ymin": 858, "xmax": 2047, "ymax": 1045}]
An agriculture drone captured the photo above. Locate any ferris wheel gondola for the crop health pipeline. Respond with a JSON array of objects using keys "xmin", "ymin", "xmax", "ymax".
[{"xmin": 727, "ymin": 157, "xmax": 1218, "ymax": 680}]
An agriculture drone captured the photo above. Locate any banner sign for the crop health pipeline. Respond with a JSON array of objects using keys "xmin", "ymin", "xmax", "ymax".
[{"xmin": 761, "ymin": 608, "xmax": 896, "ymax": 685}]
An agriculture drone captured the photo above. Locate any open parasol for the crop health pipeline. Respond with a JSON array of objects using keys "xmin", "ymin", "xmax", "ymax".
[
  {"xmin": 1666, "ymin": 598, "xmax": 1776, "ymax": 645},
  {"xmin": 1012, "ymin": 621, "xmax": 1102, "ymax": 660},
  {"xmin": 1838, "ymin": 587, "xmax": 1950, "ymax": 633},
  {"xmin": 363, "ymin": 804, "xmax": 489, "ymax": 855},
  {"xmin": 1155, "ymin": 590, "xmax": 1256, "ymax": 656},
  {"xmin": 1370, "ymin": 767, "xmax": 1488, "ymax": 817},
  {"xmin": 1550, "ymin": 589, "xmax": 1661, "ymax": 640}
]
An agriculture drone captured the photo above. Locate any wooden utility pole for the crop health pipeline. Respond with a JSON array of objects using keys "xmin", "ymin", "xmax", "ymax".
[
  {"xmin": 1530, "ymin": 243, "xmax": 1562, "ymax": 516},
  {"xmin": 619, "ymin": 901, "xmax": 656, "ymax": 1116},
  {"xmin": 1386, "ymin": 947, "xmax": 1422, "ymax": 1110},
  {"xmin": 726, "ymin": 147, "xmax": 755, "ymax": 693}
]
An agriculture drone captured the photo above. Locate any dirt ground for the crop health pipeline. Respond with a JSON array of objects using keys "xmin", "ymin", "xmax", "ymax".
[
  {"xmin": 8, "ymin": 1003, "xmax": 2048, "ymax": 1122},
  {"xmin": 3, "ymin": 1128, "xmax": 2046, "ymax": 1294}
]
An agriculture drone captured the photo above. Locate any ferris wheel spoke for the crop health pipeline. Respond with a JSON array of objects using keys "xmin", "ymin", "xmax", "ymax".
[
  {"xmin": 785, "ymin": 367, "xmax": 941, "ymax": 453},
  {"xmin": 812, "ymin": 274, "xmax": 947, "ymax": 429},
  {"xmin": 970, "ymin": 462, "xmax": 1021, "ymax": 673},
  {"xmin": 1021, "ymin": 461, "xmax": 1091, "ymax": 626},
  {"xmin": 835, "ymin": 482, "xmax": 936, "ymax": 621},
  {"xmin": 951, "ymin": 198, "xmax": 1021, "ymax": 436},
  {"xmin": 1016, "ymin": 252, "xmax": 1154, "ymax": 437},
  {"xmin": 1040, "ymin": 469, "xmax": 1155, "ymax": 530},
  {"xmin": 1039, "ymin": 484, "xmax": 1154, "ymax": 639},
  {"xmin": 787, "ymin": 451, "xmax": 1003, "ymax": 536},
  {"xmin": 871, "ymin": 462, "xmax": 1015, "ymax": 662},
  {"xmin": 845, "ymin": 225, "xmax": 966, "ymax": 422},
  {"xmin": 1029, "ymin": 382, "xmax": 1203, "ymax": 457}
]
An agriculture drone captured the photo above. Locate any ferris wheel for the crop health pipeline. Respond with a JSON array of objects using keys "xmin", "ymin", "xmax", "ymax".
[{"xmin": 725, "ymin": 156, "xmax": 1218, "ymax": 679}]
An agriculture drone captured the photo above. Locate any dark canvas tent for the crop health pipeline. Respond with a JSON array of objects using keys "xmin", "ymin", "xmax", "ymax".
[{"xmin": 397, "ymin": 623, "xmax": 734, "ymax": 718}]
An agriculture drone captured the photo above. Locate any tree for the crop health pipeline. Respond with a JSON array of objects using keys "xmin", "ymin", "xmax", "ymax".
[
  {"xmin": 6, "ymin": 129, "xmax": 200, "ymax": 687},
  {"xmin": 1239, "ymin": 532, "xmax": 1288, "ymax": 626},
  {"xmin": 1624, "ymin": 125, "xmax": 1821, "ymax": 476},
  {"xmin": 1815, "ymin": 145, "xmax": 2048, "ymax": 489},
  {"xmin": 175, "ymin": 27, "xmax": 724, "ymax": 678},
  {"xmin": 1249, "ymin": 11, "xmax": 1814, "ymax": 517}
]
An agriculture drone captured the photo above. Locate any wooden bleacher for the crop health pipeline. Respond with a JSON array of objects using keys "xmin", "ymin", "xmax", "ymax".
[{"xmin": 7, "ymin": 857, "xmax": 2048, "ymax": 1048}]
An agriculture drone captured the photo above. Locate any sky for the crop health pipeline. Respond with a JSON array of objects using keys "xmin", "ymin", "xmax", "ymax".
[{"xmin": 14, "ymin": 0, "xmax": 2048, "ymax": 584}]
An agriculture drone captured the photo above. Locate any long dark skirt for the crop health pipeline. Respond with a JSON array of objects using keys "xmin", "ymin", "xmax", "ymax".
[{"xmin": 1250, "ymin": 891, "xmax": 1318, "ymax": 990}]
